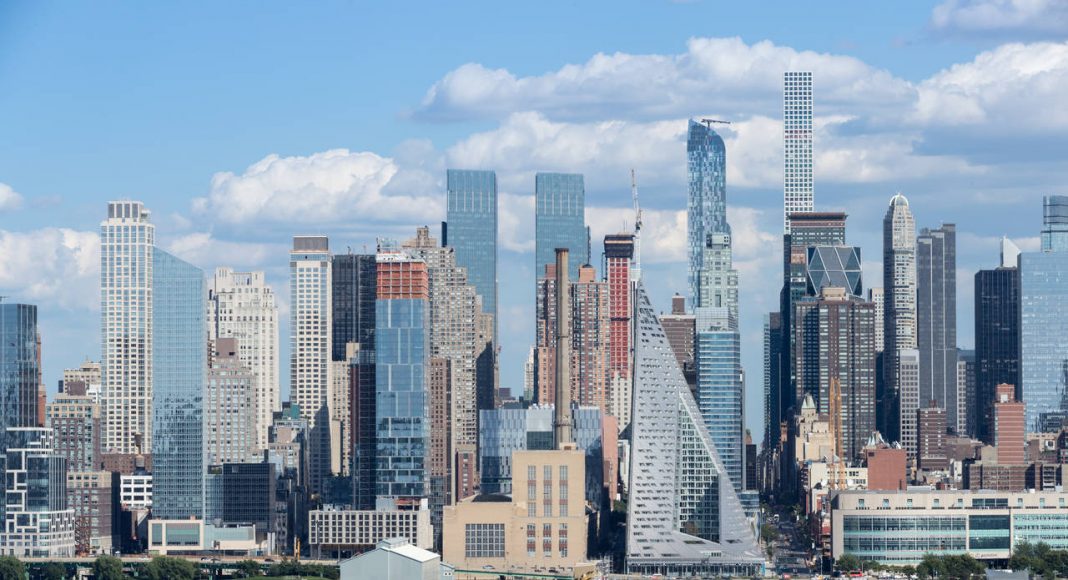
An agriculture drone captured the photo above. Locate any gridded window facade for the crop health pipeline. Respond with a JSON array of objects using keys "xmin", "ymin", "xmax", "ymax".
[
  {"xmin": 783, "ymin": 71, "xmax": 813, "ymax": 232},
  {"xmin": 535, "ymin": 173, "xmax": 587, "ymax": 283},
  {"xmin": 464, "ymin": 523, "xmax": 505, "ymax": 558}
]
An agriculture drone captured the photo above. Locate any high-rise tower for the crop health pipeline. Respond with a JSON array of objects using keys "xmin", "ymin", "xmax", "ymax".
[
  {"xmin": 783, "ymin": 71, "xmax": 813, "ymax": 233},
  {"xmin": 535, "ymin": 173, "xmax": 587, "ymax": 284},
  {"xmin": 100, "ymin": 201, "xmax": 155, "ymax": 455},
  {"xmin": 208, "ymin": 268, "xmax": 279, "ymax": 453},
  {"xmin": 446, "ymin": 169, "xmax": 498, "ymax": 335},
  {"xmin": 917, "ymin": 224, "xmax": 957, "ymax": 430},
  {"xmin": 604, "ymin": 233, "xmax": 634, "ymax": 429},
  {"xmin": 974, "ymin": 246, "xmax": 1020, "ymax": 443},
  {"xmin": 881, "ymin": 194, "xmax": 916, "ymax": 443},
  {"xmin": 0, "ymin": 302, "xmax": 41, "ymax": 441},
  {"xmin": 687, "ymin": 119, "xmax": 731, "ymax": 308}
]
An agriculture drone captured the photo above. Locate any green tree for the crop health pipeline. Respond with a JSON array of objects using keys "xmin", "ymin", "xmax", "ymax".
[
  {"xmin": 760, "ymin": 523, "xmax": 778, "ymax": 544},
  {"xmin": 33, "ymin": 562, "xmax": 68, "ymax": 580},
  {"xmin": 836, "ymin": 553, "xmax": 863, "ymax": 572},
  {"xmin": 145, "ymin": 556, "xmax": 196, "ymax": 580},
  {"xmin": 0, "ymin": 557, "xmax": 25, "ymax": 580},
  {"xmin": 234, "ymin": 559, "xmax": 262, "ymax": 578},
  {"xmin": 93, "ymin": 555, "xmax": 125, "ymax": 580}
]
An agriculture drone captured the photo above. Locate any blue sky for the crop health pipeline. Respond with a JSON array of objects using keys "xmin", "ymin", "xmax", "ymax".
[{"xmin": 2, "ymin": 0, "xmax": 1068, "ymax": 441}]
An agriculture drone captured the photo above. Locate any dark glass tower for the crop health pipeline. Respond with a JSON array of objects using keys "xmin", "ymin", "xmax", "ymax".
[
  {"xmin": 917, "ymin": 224, "xmax": 958, "ymax": 430},
  {"xmin": 446, "ymin": 169, "xmax": 498, "ymax": 329},
  {"xmin": 0, "ymin": 303, "xmax": 40, "ymax": 445},
  {"xmin": 975, "ymin": 266, "xmax": 1020, "ymax": 442},
  {"xmin": 535, "ymin": 173, "xmax": 587, "ymax": 282}
]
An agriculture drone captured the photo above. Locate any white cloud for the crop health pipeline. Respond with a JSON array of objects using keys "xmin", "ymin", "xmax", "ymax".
[
  {"xmin": 164, "ymin": 232, "xmax": 284, "ymax": 271},
  {"xmin": 931, "ymin": 0, "xmax": 1068, "ymax": 36},
  {"xmin": 0, "ymin": 183, "xmax": 24, "ymax": 212},
  {"xmin": 499, "ymin": 193, "xmax": 535, "ymax": 253},
  {"xmin": 418, "ymin": 37, "xmax": 913, "ymax": 123},
  {"xmin": 0, "ymin": 228, "xmax": 99, "ymax": 311},
  {"xmin": 914, "ymin": 41, "xmax": 1068, "ymax": 130},
  {"xmin": 194, "ymin": 148, "xmax": 444, "ymax": 225}
]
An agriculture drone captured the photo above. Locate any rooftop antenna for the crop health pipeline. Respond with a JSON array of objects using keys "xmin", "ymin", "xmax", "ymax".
[{"xmin": 631, "ymin": 169, "xmax": 643, "ymax": 282}]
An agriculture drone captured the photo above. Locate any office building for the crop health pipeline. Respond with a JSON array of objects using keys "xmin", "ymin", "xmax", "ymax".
[
  {"xmin": 831, "ymin": 489, "xmax": 1068, "ymax": 565},
  {"xmin": 290, "ymin": 236, "xmax": 337, "ymax": 495},
  {"xmin": 975, "ymin": 251, "xmax": 1020, "ymax": 442},
  {"xmin": 783, "ymin": 71, "xmax": 813, "ymax": 232},
  {"xmin": 603, "ymin": 233, "xmax": 634, "ymax": 428},
  {"xmin": 869, "ymin": 288, "xmax": 884, "ymax": 354},
  {"xmin": 1020, "ymin": 196, "xmax": 1068, "ymax": 432},
  {"xmin": 571, "ymin": 265, "xmax": 609, "ymax": 413},
  {"xmin": 957, "ymin": 350, "xmax": 976, "ymax": 438},
  {"xmin": 917, "ymin": 403, "xmax": 948, "ymax": 471},
  {"xmin": 205, "ymin": 338, "xmax": 258, "ymax": 465},
  {"xmin": 917, "ymin": 224, "xmax": 958, "ymax": 430},
  {"xmin": 310, "ymin": 503, "xmax": 434, "ymax": 557},
  {"xmin": 221, "ymin": 461, "xmax": 276, "ymax": 533},
  {"xmin": 375, "ymin": 243, "xmax": 430, "ymax": 503},
  {"xmin": 61, "ymin": 360, "xmax": 102, "ymax": 402},
  {"xmin": 535, "ymin": 173, "xmax": 587, "ymax": 283},
  {"xmin": 696, "ymin": 327, "xmax": 744, "ymax": 491},
  {"xmin": 660, "ymin": 296, "xmax": 696, "ymax": 394},
  {"xmin": 898, "ymin": 350, "xmax": 921, "ymax": 460},
  {"xmin": 0, "ymin": 428, "xmax": 76, "ymax": 557},
  {"xmin": 764, "ymin": 312, "xmax": 784, "ymax": 451},
  {"xmin": 993, "ymin": 384, "xmax": 1025, "ymax": 465},
  {"xmin": 67, "ymin": 470, "xmax": 117, "ymax": 555},
  {"xmin": 806, "ymin": 246, "xmax": 862, "ymax": 298},
  {"xmin": 687, "ymin": 119, "xmax": 733, "ymax": 309},
  {"xmin": 625, "ymin": 283, "xmax": 763, "ymax": 576},
  {"xmin": 100, "ymin": 201, "xmax": 155, "ymax": 455},
  {"xmin": 331, "ymin": 253, "xmax": 377, "ymax": 363},
  {"xmin": 151, "ymin": 248, "xmax": 205, "ymax": 520},
  {"xmin": 0, "ymin": 303, "xmax": 41, "ymax": 440},
  {"xmin": 881, "ymin": 194, "xmax": 916, "ymax": 444},
  {"xmin": 45, "ymin": 392, "xmax": 100, "ymax": 472},
  {"xmin": 208, "ymin": 268, "xmax": 279, "ymax": 452},
  {"xmin": 446, "ymin": 169, "xmax": 498, "ymax": 332},
  {"xmin": 793, "ymin": 287, "xmax": 876, "ymax": 462}
]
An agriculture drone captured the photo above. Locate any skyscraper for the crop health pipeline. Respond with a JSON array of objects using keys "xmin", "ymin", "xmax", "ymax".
[
  {"xmin": 1020, "ymin": 196, "xmax": 1068, "ymax": 431},
  {"xmin": 290, "ymin": 236, "xmax": 335, "ymax": 493},
  {"xmin": 0, "ymin": 302, "xmax": 41, "ymax": 439},
  {"xmin": 625, "ymin": 283, "xmax": 763, "ymax": 576},
  {"xmin": 208, "ymin": 268, "xmax": 279, "ymax": 453},
  {"xmin": 375, "ymin": 243, "xmax": 430, "ymax": 503},
  {"xmin": 806, "ymin": 245, "xmax": 863, "ymax": 298},
  {"xmin": 957, "ymin": 350, "xmax": 976, "ymax": 437},
  {"xmin": 151, "ymin": 247, "xmax": 206, "ymax": 520},
  {"xmin": 687, "ymin": 119, "xmax": 731, "ymax": 306},
  {"xmin": 205, "ymin": 338, "xmax": 257, "ymax": 466},
  {"xmin": 783, "ymin": 71, "xmax": 813, "ymax": 233},
  {"xmin": 793, "ymin": 287, "xmax": 877, "ymax": 461},
  {"xmin": 446, "ymin": 169, "xmax": 498, "ymax": 333},
  {"xmin": 975, "ymin": 255, "xmax": 1020, "ymax": 443},
  {"xmin": 535, "ymin": 173, "xmax": 587, "ymax": 283},
  {"xmin": 881, "ymin": 194, "xmax": 916, "ymax": 444},
  {"xmin": 604, "ymin": 233, "xmax": 634, "ymax": 429},
  {"xmin": 695, "ymin": 324, "xmax": 744, "ymax": 492},
  {"xmin": 572, "ymin": 264, "xmax": 609, "ymax": 413},
  {"xmin": 100, "ymin": 201, "xmax": 155, "ymax": 455},
  {"xmin": 917, "ymin": 224, "xmax": 957, "ymax": 430}
]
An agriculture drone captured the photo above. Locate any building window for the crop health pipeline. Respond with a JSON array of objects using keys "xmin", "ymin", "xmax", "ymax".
[
  {"xmin": 464, "ymin": 523, "xmax": 505, "ymax": 559},
  {"xmin": 527, "ymin": 524, "xmax": 535, "ymax": 557},
  {"xmin": 542, "ymin": 523, "xmax": 552, "ymax": 555},
  {"xmin": 559, "ymin": 523, "xmax": 568, "ymax": 558}
]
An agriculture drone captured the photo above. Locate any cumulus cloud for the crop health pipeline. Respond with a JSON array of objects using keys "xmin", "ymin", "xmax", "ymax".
[
  {"xmin": 0, "ymin": 183, "xmax": 24, "ymax": 212},
  {"xmin": 914, "ymin": 41, "xmax": 1068, "ymax": 131},
  {"xmin": 193, "ymin": 148, "xmax": 444, "ymax": 225},
  {"xmin": 164, "ymin": 232, "xmax": 285, "ymax": 271},
  {"xmin": 931, "ymin": 0, "xmax": 1068, "ymax": 37},
  {"xmin": 417, "ymin": 37, "xmax": 913, "ymax": 123},
  {"xmin": 0, "ymin": 228, "xmax": 99, "ymax": 311}
]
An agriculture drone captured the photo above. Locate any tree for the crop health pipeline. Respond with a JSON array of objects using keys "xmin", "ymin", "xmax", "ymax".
[
  {"xmin": 145, "ymin": 557, "xmax": 196, "ymax": 580},
  {"xmin": 234, "ymin": 560, "xmax": 262, "ymax": 578},
  {"xmin": 0, "ymin": 557, "xmax": 25, "ymax": 580},
  {"xmin": 93, "ymin": 555, "xmax": 125, "ymax": 580},
  {"xmin": 760, "ymin": 523, "xmax": 778, "ymax": 544},
  {"xmin": 836, "ymin": 553, "xmax": 863, "ymax": 572},
  {"xmin": 33, "ymin": 562, "xmax": 68, "ymax": 580}
]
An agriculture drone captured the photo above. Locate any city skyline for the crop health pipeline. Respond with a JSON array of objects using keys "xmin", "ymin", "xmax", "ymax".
[{"xmin": 2, "ymin": 1, "xmax": 1067, "ymax": 442}]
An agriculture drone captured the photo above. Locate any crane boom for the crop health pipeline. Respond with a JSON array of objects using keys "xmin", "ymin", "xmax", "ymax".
[{"xmin": 631, "ymin": 169, "xmax": 642, "ymax": 282}]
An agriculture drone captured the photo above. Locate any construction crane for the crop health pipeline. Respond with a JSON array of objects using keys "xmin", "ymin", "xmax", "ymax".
[
  {"xmin": 631, "ymin": 168, "xmax": 642, "ymax": 282},
  {"xmin": 701, "ymin": 118, "xmax": 732, "ymax": 128}
]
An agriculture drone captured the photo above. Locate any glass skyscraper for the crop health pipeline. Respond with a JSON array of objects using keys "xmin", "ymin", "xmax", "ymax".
[
  {"xmin": 783, "ymin": 71, "xmax": 813, "ymax": 233},
  {"xmin": 917, "ymin": 224, "xmax": 958, "ymax": 430},
  {"xmin": 0, "ymin": 303, "xmax": 40, "ymax": 442},
  {"xmin": 695, "ymin": 329, "xmax": 744, "ymax": 492},
  {"xmin": 1020, "ymin": 196, "xmax": 1068, "ymax": 431},
  {"xmin": 687, "ymin": 119, "xmax": 731, "ymax": 308},
  {"xmin": 151, "ymin": 248, "xmax": 206, "ymax": 520},
  {"xmin": 535, "ymin": 173, "xmax": 587, "ymax": 283},
  {"xmin": 974, "ymin": 263, "xmax": 1019, "ymax": 443},
  {"xmin": 374, "ymin": 249, "xmax": 430, "ymax": 502},
  {"xmin": 881, "ymin": 194, "xmax": 916, "ymax": 444},
  {"xmin": 446, "ymin": 169, "xmax": 498, "ymax": 330}
]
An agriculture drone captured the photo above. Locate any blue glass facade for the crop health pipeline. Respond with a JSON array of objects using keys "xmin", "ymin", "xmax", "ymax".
[
  {"xmin": 535, "ymin": 173, "xmax": 587, "ymax": 282},
  {"xmin": 687, "ymin": 120, "xmax": 730, "ymax": 306},
  {"xmin": 0, "ymin": 303, "xmax": 40, "ymax": 444},
  {"xmin": 151, "ymin": 248, "xmax": 206, "ymax": 520},
  {"xmin": 374, "ymin": 298, "xmax": 429, "ymax": 500},
  {"xmin": 1042, "ymin": 195, "xmax": 1068, "ymax": 252},
  {"xmin": 1020, "ymin": 250, "xmax": 1068, "ymax": 432},
  {"xmin": 695, "ymin": 330, "xmax": 744, "ymax": 493},
  {"xmin": 446, "ymin": 169, "xmax": 498, "ymax": 325}
]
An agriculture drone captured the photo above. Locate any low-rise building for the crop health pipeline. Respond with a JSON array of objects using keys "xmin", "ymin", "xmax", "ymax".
[
  {"xmin": 148, "ymin": 519, "xmax": 271, "ymax": 556},
  {"xmin": 308, "ymin": 500, "xmax": 433, "ymax": 559},
  {"xmin": 67, "ymin": 470, "xmax": 118, "ymax": 555},
  {"xmin": 832, "ymin": 489, "xmax": 1068, "ymax": 565},
  {"xmin": 0, "ymin": 428, "xmax": 76, "ymax": 558},
  {"xmin": 339, "ymin": 537, "xmax": 454, "ymax": 580}
]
